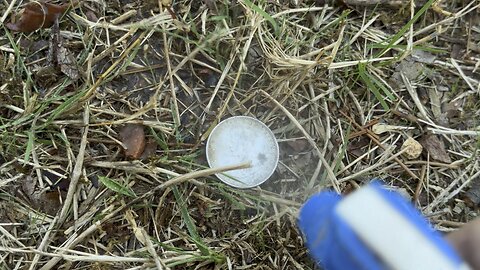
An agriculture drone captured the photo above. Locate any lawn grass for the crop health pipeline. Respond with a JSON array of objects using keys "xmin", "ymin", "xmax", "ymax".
[{"xmin": 0, "ymin": 0, "xmax": 480, "ymax": 269}]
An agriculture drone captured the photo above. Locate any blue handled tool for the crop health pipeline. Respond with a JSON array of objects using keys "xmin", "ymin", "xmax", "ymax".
[{"xmin": 298, "ymin": 181, "xmax": 471, "ymax": 270}]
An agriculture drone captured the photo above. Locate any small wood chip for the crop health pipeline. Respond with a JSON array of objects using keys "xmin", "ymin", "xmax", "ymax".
[
  {"xmin": 372, "ymin": 123, "xmax": 414, "ymax": 134},
  {"xmin": 401, "ymin": 137, "xmax": 423, "ymax": 160}
]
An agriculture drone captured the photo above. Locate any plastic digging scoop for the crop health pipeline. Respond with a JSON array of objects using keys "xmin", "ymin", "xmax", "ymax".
[
  {"xmin": 206, "ymin": 116, "xmax": 279, "ymax": 188},
  {"xmin": 298, "ymin": 181, "xmax": 470, "ymax": 270}
]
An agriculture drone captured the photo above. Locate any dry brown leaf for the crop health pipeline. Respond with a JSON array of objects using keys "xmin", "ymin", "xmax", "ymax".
[
  {"xmin": 465, "ymin": 176, "xmax": 480, "ymax": 206},
  {"xmin": 443, "ymin": 99, "xmax": 464, "ymax": 119},
  {"xmin": 48, "ymin": 19, "xmax": 79, "ymax": 81},
  {"xmin": 6, "ymin": 2, "xmax": 71, "ymax": 33},
  {"xmin": 119, "ymin": 124, "xmax": 146, "ymax": 159},
  {"xmin": 140, "ymin": 139, "xmax": 157, "ymax": 160},
  {"xmin": 348, "ymin": 137, "xmax": 370, "ymax": 158},
  {"xmin": 419, "ymin": 134, "xmax": 452, "ymax": 163},
  {"xmin": 21, "ymin": 175, "xmax": 63, "ymax": 215},
  {"xmin": 34, "ymin": 66, "xmax": 60, "ymax": 92}
]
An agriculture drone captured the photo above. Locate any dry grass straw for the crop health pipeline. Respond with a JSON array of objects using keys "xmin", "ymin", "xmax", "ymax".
[{"xmin": 0, "ymin": 0, "xmax": 480, "ymax": 268}]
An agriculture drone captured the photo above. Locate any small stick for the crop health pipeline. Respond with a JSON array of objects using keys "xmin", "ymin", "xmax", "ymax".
[
  {"xmin": 58, "ymin": 105, "xmax": 90, "ymax": 225},
  {"xmin": 159, "ymin": 0, "xmax": 180, "ymax": 127},
  {"xmin": 401, "ymin": 74, "xmax": 433, "ymax": 124},
  {"xmin": 348, "ymin": 119, "xmax": 380, "ymax": 139},
  {"xmin": 339, "ymin": 146, "xmax": 410, "ymax": 182},
  {"xmin": 414, "ymin": 165, "xmax": 426, "ymax": 206},
  {"xmin": 40, "ymin": 162, "xmax": 251, "ymax": 269},
  {"xmin": 340, "ymin": 111, "xmax": 418, "ymax": 180},
  {"xmin": 260, "ymin": 90, "xmax": 340, "ymax": 193},
  {"xmin": 0, "ymin": 0, "xmax": 17, "ymax": 23},
  {"xmin": 405, "ymin": 160, "xmax": 460, "ymax": 169},
  {"xmin": 391, "ymin": 109, "xmax": 420, "ymax": 123},
  {"xmin": 342, "ymin": 0, "xmax": 407, "ymax": 6},
  {"xmin": 434, "ymin": 219, "xmax": 466, "ymax": 228},
  {"xmin": 28, "ymin": 217, "xmax": 58, "ymax": 270}
]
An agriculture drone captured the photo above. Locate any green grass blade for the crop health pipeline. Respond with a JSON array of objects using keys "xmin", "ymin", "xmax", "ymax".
[
  {"xmin": 368, "ymin": 43, "xmax": 448, "ymax": 54},
  {"xmin": 41, "ymin": 89, "xmax": 87, "ymax": 129},
  {"xmin": 243, "ymin": 0, "xmax": 279, "ymax": 36},
  {"xmin": 149, "ymin": 127, "xmax": 169, "ymax": 151},
  {"xmin": 167, "ymin": 255, "xmax": 223, "ymax": 268},
  {"xmin": 24, "ymin": 131, "xmax": 34, "ymax": 163},
  {"xmin": 0, "ymin": 114, "xmax": 34, "ymax": 130},
  {"xmin": 358, "ymin": 63, "xmax": 390, "ymax": 110},
  {"xmin": 333, "ymin": 124, "xmax": 351, "ymax": 174},
  {"xmin": 370, "ymin": 73, "xmax": 395, "ymax": 101},
  {"xmin": 216, "ymin": 186, "xmax": 247, "ymax": 210},
  {"xmin": 98, "ymin": 176, "xmax": 136, "ymax": 197},
  {"xmin": 172, "ymin": 186, "xmax": 211, "ymax": 256},
  {"xmin": 376, "ymin": 0, "xmax": 436, "ymax": 57}
]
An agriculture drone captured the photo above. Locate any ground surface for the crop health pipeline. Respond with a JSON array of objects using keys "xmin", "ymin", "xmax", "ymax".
[{"xmin": 0, "ymin": 0, "xmax": 480, "ymax": 269}]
